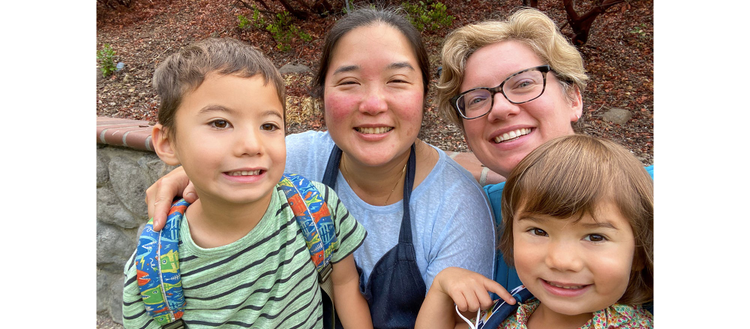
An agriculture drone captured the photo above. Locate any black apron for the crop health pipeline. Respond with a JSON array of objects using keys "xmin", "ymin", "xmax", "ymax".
[{"xmin": 321, "ymin": 144, "xmax": 426, "ymax": 329}]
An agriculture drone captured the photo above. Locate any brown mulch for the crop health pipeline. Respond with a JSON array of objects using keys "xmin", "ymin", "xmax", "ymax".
[{"xmin": 96, "ymin": 0, "xmax": 652, "ymax": 165}]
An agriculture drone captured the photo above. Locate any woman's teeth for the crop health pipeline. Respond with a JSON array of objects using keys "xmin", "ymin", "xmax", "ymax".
[
  {"xmin": 494, "ymin": 128, "xmax": 531, "ymax": 143},
  {"xmin": 228, "ymin": 170, "xmax": 261, "ymax": 176},
  {"xmin": 357, "ymin": 127, "xmax": 393, "ymax": 134}
]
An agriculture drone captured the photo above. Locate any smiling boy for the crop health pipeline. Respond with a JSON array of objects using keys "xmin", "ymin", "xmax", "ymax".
[{"xmin": 121, "ymin": 38, "xmax": 370, "ymax": 328}]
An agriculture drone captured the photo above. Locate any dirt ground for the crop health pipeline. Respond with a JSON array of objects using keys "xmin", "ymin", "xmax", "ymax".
[{"xmin": 96, "ymin": 0, "xmax": 653, "ymax": 165}]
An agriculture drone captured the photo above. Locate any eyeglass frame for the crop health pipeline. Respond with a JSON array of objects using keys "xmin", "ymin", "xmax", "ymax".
[{"xmin": 450, "ymin": 65, "xmax": 553, "ymax": 120}]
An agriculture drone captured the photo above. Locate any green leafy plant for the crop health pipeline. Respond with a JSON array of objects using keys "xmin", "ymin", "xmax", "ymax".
[
  {"xmin": 97, "ymin": 44, "xmax": 117, "ymax": 77},
  {"xmin": 238, "ymin": 5, "xmax": 266, "ymax": 30},
  {"xmin": 402, "ymin": 1, "xmax": 454, "ymax": 32},
  {"xmin": 267, "ymin": 11, "xmax": 311, "ymax": 51},
  {"xmin": 237, "ymin": 14, "xmax": 251, "ymax": 29},
  {"xmin": 238, "ymin": 9, "xmax": 310, "ymax": 52},
  {"xmin": 629, "ymin": 23, "xmax": 651, "ymax": 40}
]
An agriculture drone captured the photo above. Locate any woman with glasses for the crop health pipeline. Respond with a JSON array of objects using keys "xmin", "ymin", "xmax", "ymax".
[
  {"xmin": 416, "ymin": 7, "xmax": 653, "ymax": 328},
  {"xmin": 142, "ymin": 7, "xmax": 496, "ymax": 328}
]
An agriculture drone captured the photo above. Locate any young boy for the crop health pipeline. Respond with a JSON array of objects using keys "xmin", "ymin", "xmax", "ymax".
[{"xmin": 121, "ymin": 38, "xmax": 371, "ymax": 328}]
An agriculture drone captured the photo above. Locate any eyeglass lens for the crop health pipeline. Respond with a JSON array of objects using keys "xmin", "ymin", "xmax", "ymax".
[{"xmin": 457, "ymin": 68, "xmax": 546, "ymax": 118}]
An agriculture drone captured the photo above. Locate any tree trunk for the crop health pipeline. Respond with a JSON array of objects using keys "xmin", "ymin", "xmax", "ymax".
[
  {"xmin": 236, "ymin": 0, "xmax": 272, "ymax": 11},
  {"xmin": 311, "ymin": 0, "xmax": 333, "ymax": 14},
  {"xmin": 563, "ymin": 0, "xmax": 624, "ymax": 46},
  {"xmin": 276, "ymin": 0, "xmax": 309, "ymax": 19}
]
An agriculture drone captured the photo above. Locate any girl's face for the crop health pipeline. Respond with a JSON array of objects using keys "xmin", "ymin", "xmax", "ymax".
[
  {"xmin": 459, "ymin": 40, "xmax": 582, "ymax": 177},
  {"xmin": 512, "ymin": 200, "xmax": 635, "ymax": 322},
  {"xmin": 323, "ymin": 23, "xmax": 424, "ymax": 168}
]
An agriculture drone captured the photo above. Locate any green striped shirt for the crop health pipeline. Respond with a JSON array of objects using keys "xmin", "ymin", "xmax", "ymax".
[{"xmin": 122, "ymin": 181, "xmax": 367, "ymax": 328}]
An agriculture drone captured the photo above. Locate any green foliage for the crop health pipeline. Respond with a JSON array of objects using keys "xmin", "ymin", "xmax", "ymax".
[
  {"xmin": 237, "ymin": 14, "xmax": 251, "ymax": 29},
  {"xmin": 629, "ymin": 23, "xmax": 651, "ymax": 40},
  {"xmin": 97, "ymin": 44, "xmax": 117, "ymax": 77},
  {"xmin": 237, "ymin": 6, "xmax": 266, "ymax": 30},
  {"xmin": 238, "ymin": 9, "xmax": 311, "ymax": 52},
  {"xmin": 251, "ymin": 6, "xmax": 267, "ymax": 29},
  {"xmin": 401, "ymin": 1, "xmax": 454, "ymax": 32}
]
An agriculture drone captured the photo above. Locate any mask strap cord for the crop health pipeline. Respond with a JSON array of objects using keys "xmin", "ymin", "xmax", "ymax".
[{"xmin": 455, "ymin": 304, "xmax": 481, "ymax": 329}]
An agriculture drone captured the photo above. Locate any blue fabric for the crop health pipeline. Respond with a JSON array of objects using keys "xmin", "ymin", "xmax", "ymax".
[
  {"xmin": 484, "ymin": 182, "xmax": 523, "ymax": 293},
  {"xmin": 484, "ymin": 165, "xmax": 654, "ymax": 302}
]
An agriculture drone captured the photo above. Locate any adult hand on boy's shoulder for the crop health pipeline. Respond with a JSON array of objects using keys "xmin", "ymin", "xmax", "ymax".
[{"xmin": 146, "ymin": 166, "xmax": 197, "ymax": 231}]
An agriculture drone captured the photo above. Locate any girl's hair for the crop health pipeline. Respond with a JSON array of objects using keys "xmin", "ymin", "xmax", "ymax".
[
  {"xmin": 499, "ymin": 135, "xmax": 653, "ymax": 306},
  {"xmin": 153, "ymin": 37, "xmax": 286, "ymax": 138},
  {"xmin": 311, "ymin": 7, "xmax": 430, "ymax": 101},
  {"xmin": 437, "ymin": 8, "xmax": 588, "ymax": 130}
]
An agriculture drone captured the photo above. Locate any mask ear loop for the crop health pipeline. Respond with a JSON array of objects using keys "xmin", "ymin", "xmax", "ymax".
[{"xmin": 455, "ymin": 304, "xmax": 481, "ymax": 329}]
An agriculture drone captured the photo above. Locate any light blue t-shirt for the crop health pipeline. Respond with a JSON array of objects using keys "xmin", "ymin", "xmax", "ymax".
[
  {"xmin": 285, "ymin": 131, "xmax": 496, "ymax": 291},
  {"xmin": 484, "ymin": 165, "xmax": 655, "ymax": 290}
]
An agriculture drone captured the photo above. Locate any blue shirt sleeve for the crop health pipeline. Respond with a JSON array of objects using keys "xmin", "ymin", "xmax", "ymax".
[{"xmin": 484, "ymin": 182, "xmax": 523, "ymax": 291}]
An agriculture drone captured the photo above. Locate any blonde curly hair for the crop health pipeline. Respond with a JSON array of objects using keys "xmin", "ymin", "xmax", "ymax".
[{"xmin": 437, "ymin": 8, "xmax": 588, "ymax": 129}]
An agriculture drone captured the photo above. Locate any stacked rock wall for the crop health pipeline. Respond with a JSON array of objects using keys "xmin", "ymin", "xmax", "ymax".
[{"xmin": 96, "ymin": 144, "xmax": 176, "ymax": 324}]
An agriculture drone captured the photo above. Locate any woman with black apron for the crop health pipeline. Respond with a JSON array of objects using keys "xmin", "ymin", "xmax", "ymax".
[{"xmin": 322, "ymin": 145, "xmax": 426, "ymax": 328}]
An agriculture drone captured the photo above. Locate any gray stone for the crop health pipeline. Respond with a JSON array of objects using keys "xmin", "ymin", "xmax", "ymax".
[
  {"xmin": 602, "ymin": 107, "xmax": 632, "ymax": 125},
  {"xmin": 279, "ymin": 63, "xmax": 310, "ymax": 74},
  {"xmin": 138, "ymin": 155, "xmax": 177, "ymax": 185},
  {"xmin": 96, "ymin": 145, "xmax": 176, "ymax": 323},
  {"xmin": 97, "ymin": 222, "xmax": 136, "ymax": 267},
  {"xmin": 109, "ymin": 155, "xmax": 149, "ymax": 217},
  {"xmin": 97, "ymin": 187, "xmax": 122, "ymax": 226},
  {"xmin": 97, "ymin": 150, "xmax": 110, "ymax": 187},
  {"xmin": 97, "ymin": 270, "xmax": 111, "ymax": 314},
  {"xmin": 109, "ymin": 275, "xmax": 125, "ymax": 324},
  {"xmin": 115, "ymin": 206, "xmax": 143, "ymax": 229},
  {"xmin": 98, "ymin": 185, "xmax": 145, "ymax": 229}
]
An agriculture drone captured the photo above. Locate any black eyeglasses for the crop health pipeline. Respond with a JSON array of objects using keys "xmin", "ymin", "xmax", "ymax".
[{"xmin": 451, "ymin": 65, "xmax": 552, "ymax": 120}]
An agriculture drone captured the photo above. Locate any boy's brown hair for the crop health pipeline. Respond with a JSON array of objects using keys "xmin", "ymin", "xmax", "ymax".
[
  {"xmin": 152, "ymin": 37, "xmax": 285, "ymax": 137},
  {"xmin": 499, "ymin": 134, "xmax": 653, "ymax": 306}
]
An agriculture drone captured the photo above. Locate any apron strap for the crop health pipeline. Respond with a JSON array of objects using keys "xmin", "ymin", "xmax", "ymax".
[
  {"xmin": 322, "ymin": 145, "xmax": 343, "ymax": 188},
  {"xmin": 399, "ymin": 144, "xmax": 416, "ymax": 244}
]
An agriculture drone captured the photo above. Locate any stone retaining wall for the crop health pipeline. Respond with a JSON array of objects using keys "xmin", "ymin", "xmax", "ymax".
[{"xmin": 96, "ymin": 142, "xmax": 176, "ymax": 324}]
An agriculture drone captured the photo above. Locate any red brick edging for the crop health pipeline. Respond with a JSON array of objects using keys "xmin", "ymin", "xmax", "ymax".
[{"xmin": 97, "ymin": 117, "xmax": 155, "ymax": 152}]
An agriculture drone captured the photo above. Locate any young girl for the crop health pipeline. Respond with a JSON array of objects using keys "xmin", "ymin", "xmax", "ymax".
[{"xmin": 416, "ymin": 134, "xmax": 653, "ymax": 328}]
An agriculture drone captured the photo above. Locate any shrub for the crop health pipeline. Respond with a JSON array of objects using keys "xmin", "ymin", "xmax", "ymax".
[
  {"xmin": 97, "ymin": 44, "xmax": 117, "ymax": 77},
  {"xmin": 402, "ymin": 1, "xmax": 454, "ymax": 32},
  {"xmin": 238, "ymin": 9, "xmax": 311, "ymax": 52},
  {"xmin": 267, "ymin": 11, "xmax": 311, "ymax": 51}
]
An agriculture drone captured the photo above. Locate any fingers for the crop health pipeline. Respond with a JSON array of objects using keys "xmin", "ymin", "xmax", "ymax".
[
  {"xmin": 183, "ymin": 181, "xmax": 197, "ymax": 203},
  {"xmin": 447, "ymin": 273, "xmax": 492, "ymax": 313},
  {"xmin": 433, "ymin": 267, "xmax": 517, "ymax": 315},
  {"xmin": 145, "ymin": 167, "xmax": 190, "ymax": 232},
  {"xmin": 484, "ymin": 280, "xmax": 516, "ymax": 305},
  {"xmin": 454, "ymin": 282, "xmax": 497, "ymax": 313},
  {"xmin": 151, "ymin": 189, "xmax": 171, "ymax": 232}
]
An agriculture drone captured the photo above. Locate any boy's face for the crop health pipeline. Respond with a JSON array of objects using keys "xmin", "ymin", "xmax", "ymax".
[
  {"xmin": 161, "ymin": 73, "xmax": 286, "ymax": 206},
  {"xmin": 512, "ymin": 199, "xmax": 635, "ymax": 320}
]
